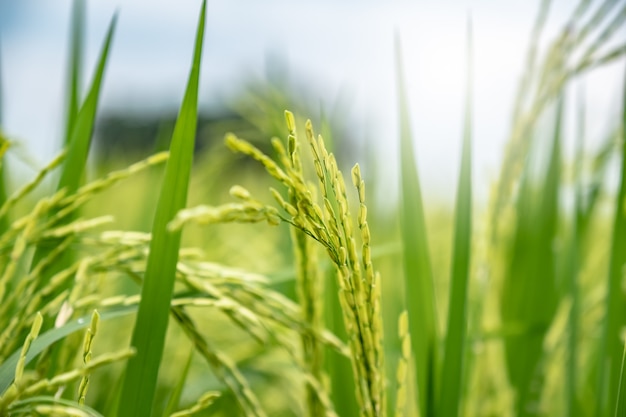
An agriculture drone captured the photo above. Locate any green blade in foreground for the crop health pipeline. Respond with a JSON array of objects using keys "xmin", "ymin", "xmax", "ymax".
[
  {"xmin": 438, "ymin": 18, "xmax": 473, "ymax": 417},
  {"xmin": 57, "ymin": 14, "xmax": 116, "ymax": 196},
  {"xmin": 616, "ymin": 344, "xmax": 626, "ymax": 417},
  {"xmin": 117, "ymin": 2, "xmax": 206, "ymax": 416},
  {"xmin": 564, "ymin": 83, "xmax": 586, "ymax": 417},
  {"xmin": 0, "ymin": 35, "xmax": 7, "ymax": 234},
  {"xmin": 501, "ymin": 97, "xmax": 562, "ymax": 417},
  {"xmin": 30, "ymin": 13, "xmax": 117, "ymax": 272},
  {"xmin": 395, "ymin": 35, "xmax": 438, "ymax": 417},
  {"xmin": 598, "ymin": 61, "xmax": 626, "ymax": 417},
  {"xmin": 63, "ymin": 0, "xmax": 85, "ymax": 147}
]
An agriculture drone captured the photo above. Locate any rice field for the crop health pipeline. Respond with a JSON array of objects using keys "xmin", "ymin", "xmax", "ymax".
[{"xmin": 0, "ymin": 0, "xmax": 625, "ymax": 416}]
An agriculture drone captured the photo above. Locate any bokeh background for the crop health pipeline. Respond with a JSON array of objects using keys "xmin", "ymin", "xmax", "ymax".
[{"xmin": 1, "ymin": 0, "xmax": 623, "ymax": 204}]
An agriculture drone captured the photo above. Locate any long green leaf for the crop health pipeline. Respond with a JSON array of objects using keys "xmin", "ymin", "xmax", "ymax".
[
  {"xmin": 564, "ymin": 81, "xmax": 586, "ymax": 417},
  {"xmin": 8, "ymin": 396, "xmax": 104, "ymax": 417},
  {"xmin": 64, "ymin": 0, "xmax": 85, "ymax": 147},
  {"xmin": 117, "ymin": 2, "xmax": 206, "ymax": 416},
  {"xmin": 501, "ymin": 97, "xmax": 562, "ymax": 417},
  {"xmin": 616, "ymin": 343, "xmax": 626, "ymax": 417},
  {"xmin": 30, "ymin": 13, "xmax": 117, "ymax": 273},
  {"xmin": 395, "ymin": 35, "xmax": 438, "ymax": 417},
  {"xmin": 57, "ymin": 15, "xmax": 116, "ymax": 196},
  {"xmin": 438, "ymin": 18, "xmax": 473, "ymax": 417},
  {"xmin": 0, "ymin": 33, "xmax": 7, "ymax": 235},
  {"xmin": 598, "ymin": 58, "xmax": 626, "ymax": 417}
]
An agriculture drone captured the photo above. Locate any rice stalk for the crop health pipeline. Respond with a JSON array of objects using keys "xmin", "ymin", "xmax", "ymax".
[
  {"xmin": 616, "ymin": 342, "xmax": 626, "ymax": 417},
  {"xmin": 117, "ymin": 1, "xmax": 205, "ymax": 413},
  {"xmin": 395, "ymin": 35, "xmax": 438, "ymax": 417},
  {"xmin": 285, "ymin": 111, "xmax": 325, "ymax": 417},
  {"xmin": 63, "ymin": 0, "xmax": 85, "ymax": 147},
  {"xmin": 597, "ymin": 54, "xmax": 626, "ymax": 417},
  {"xmin": 0, "ymin": 32, "xmax": 8, "ymax": 235},
  {"xmin": 169, "ymin": 391, "xmax": 220, "ymax": 417},
  {"xmin": 173, "ymin": 114, "xmax": 387, "ymax": 416},
  {"xmin": 438, "ymin": 15, "xmax": 473, "ymax": 417},
  {"xmin": 29, "ymin": 12, "xmax": 117, "ymax": 290},
  {"xmin": 77, "ymin": 310, "xmax": 99, "ymax": 405},
  {"xmin": 491, "ymin": 0, "xmax": 625, "ymax": 240},
  {"xmin": 394, "ymin": 311, "xmax": 410, "ymax": 417},
  {"xmin": 170, "ymin": 306, "xmax": 267, "ymax": 417}
]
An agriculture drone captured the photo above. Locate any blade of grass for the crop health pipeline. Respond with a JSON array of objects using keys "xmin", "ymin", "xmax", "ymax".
[
  {"xmin": 57, "ymin": 15, "xmax": 116, "ymax": 196},
  {"xmin": 117, "ymin": 2, "xmax": 206, "ymax": 416},
  {"xmin": 0, "ymin": 32, "xmax": 3, "ymax": 124},
  {"xmin": 8, "ymin": 396, "xmax": 104, "ymax": 417},
  {"xmin": 0, "ymin": 34, "xmax": 7, "ymax": 235},
  {"xmin": 438, "ymin": 17, "xmax": 473, "ymax": 417},
  {"xmin": 616, "ymin": 343, "xmax": 626, "ymax": 417},
  {"xmin": 395, "ymin": 35, "xmax": 438, "ymax": 417},
  {"xmin": 597, "ymin": 60, "xmax": 626, "ymax": 417},
  {"xmin": 30, "ymin": 13, "xmax": 117, "ymax": 273},
  {"xmin": 501, "ymin": 97, "xmax": 562, "ymax": 417},
  {"xmin": 563, "ymin": 80, "xmax": 586, "ymax": 417},
  {"xmin": 63, "ymin": 0, "xmax": 85, "ymax": 147}
]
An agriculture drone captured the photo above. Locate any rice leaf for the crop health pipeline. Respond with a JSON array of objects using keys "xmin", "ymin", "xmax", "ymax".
[
  {"xmin": 0, "ymin": 34, "xmax": 7, "ymax": 235},
  {"xmin": 616, "ymin": 343, "xmax": 626, "ymax": 417},
  {"xmin": 57, "ymin": 14, "xmax": 116, "ymax": 196},
  {"xmin": 562, "ymin": 83, "xmax": 585, "ymax": 417},
  {"xmin": 395, "ymin": 35, "xmax": 438, "ymax": 417},
  {"xmin": 8, "ymin": 396, "xmax": 104, "ymax": 417},
  {"xmin": 30, "ymin": 12, "xmax": 117, "ymax": 273},
  {"xmin": 438, "ymin": 17, "xmax": 473, "ymax": 417},
  {"xmin": 117, "ymin": 2, "xmax": 205, "ymax": 416},
  {"xmin": 0, "ymin": 169, "xmax": 5, "ymax": 235},
  {"xmin": 501, "ymin": 96, "xmax": 562, "ymax": 417},
  {"xmin": 598, "ymin": 59, "xmax": 626, "ymax": 417},
  {"xmin": 63, "ymin": 0, "xmax": 85, "ymax": 147},
  {"xmin": 0, "ymin": 32, "xmax": 3, "ymax": 124}
]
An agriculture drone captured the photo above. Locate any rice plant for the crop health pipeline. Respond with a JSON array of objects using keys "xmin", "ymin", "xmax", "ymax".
[{"xmin": 0, "ymin": 0, "xmax": 624, "ymax": 416}]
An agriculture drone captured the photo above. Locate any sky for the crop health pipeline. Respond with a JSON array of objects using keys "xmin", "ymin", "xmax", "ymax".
[{"xmin": 0, "ymin": 0, "xmax": 624, "ymax": 204}]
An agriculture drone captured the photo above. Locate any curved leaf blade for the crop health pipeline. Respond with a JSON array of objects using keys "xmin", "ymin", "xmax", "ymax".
[
  {"xmin": 438, "ymin": 17, "xmax": 473, "ymax": 417},
  {"xmin": 117, "ymin": 2, "xmax": 206, "ymax": 416}
]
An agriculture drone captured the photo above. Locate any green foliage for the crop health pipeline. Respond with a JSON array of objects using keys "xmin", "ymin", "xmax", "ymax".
[
  {"xmin": 64, "ymin": 0, "xmax": 85, "ymax": 147},
  {"xmin": 500, "ymin": 96, "xmax": 562, "ymax": 417},
  {"xmin": 598, "ymin": 58, "xmax": 626, "ymax": 417},
  {"xmin": 395, "ymin": 36, "xmax": 438, "ymax": 417},
  {"xmin": 616, "ymin": 344, "xmax": 626, "ymax": 417},
  {"xmin": 0, "ymin": 0, "xmax": 624, "ymax": 416},
  {"xmin": 29, "ymin": 10, "xmax": 117, "ymax": 288},
  {"xmin": 438, "ymin": 17, "xmax": 473, "ymax": 417},
  {"xmin": 117, "ymin": 2, "xmax": 206, "ymax": 416}
]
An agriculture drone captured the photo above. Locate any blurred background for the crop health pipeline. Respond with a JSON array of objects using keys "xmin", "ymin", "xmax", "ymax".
[{"xmin": 1, "ymin": 0, "xmax": 623, "ymax": 205}]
